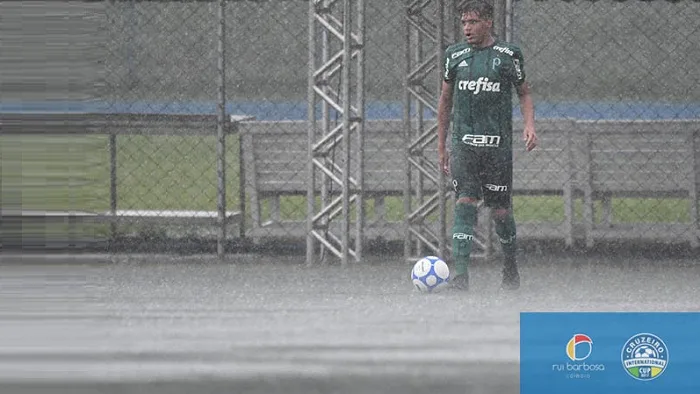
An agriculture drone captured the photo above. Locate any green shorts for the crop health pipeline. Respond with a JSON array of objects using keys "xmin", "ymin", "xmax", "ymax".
[{"xmin": 450, "ymin": 147, "xmax": 513, "ymax": 209}]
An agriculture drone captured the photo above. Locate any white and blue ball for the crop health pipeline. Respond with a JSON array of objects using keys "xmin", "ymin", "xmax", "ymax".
[
  {"xmin": 634, "ymin": 345, "xmax": 657, "ymax": 359},
  {"xmin": 411, "ymin": 256, "xmax": 450, "ymax": 293}
]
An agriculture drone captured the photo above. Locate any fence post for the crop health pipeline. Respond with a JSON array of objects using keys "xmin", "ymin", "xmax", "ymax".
[
  {"xmin": 436, "ymin": 0, "xmax": 448, "ymax": 261},
  {"xmin": 690, "ymin": 128, "xmax": 699, "ymax": 248},
  {"xmin": 216, "ymin": 0, "xmax": 227, "ymax": 258},
  {"xmin": 581, "ymin": 122, "xmax": 594, "ymax": 249},
  {"xmin": 109, "ymin": 132, "xmax": 117, "ymax": 240}
]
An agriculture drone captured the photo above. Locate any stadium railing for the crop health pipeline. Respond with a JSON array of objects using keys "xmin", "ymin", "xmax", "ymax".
[
  {"xmin": 240, "ymin": 119, "xmax": 421, "ymax": 243},
  {"xmin": 6, "ymin": 114, "xmax": 697, "ymax": 253},
  {"xmin": 239, "ymin": 118, "xmax": 579, "ymax": 254},
  {"xmin": 1, "ymin": 111, "xmax": 251, "ymax": 254},
  {"xmin": 577, "ymin": 119, "xmax": 700, "ymax": 249},
  {"xmin": 239, "ymin": 118, "xmax": 700, "ymax": 251}
]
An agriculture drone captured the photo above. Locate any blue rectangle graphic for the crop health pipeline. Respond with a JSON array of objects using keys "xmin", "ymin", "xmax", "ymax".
[{"xmin": 520, "ymin": 312, "xmax": 700, "ymax": 394}]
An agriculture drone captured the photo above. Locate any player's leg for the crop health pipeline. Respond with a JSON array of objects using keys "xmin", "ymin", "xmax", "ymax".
[
  {"xmin": 481, "ymin": 152, "xmax": 519, "ymax": 290},
  {"xmin": 493, "ymin": 207, "xmax": 519, "ymax": 290},
  {"xmin": 449, "ymin": 148, "xmax": 482, "ymax": 291}
]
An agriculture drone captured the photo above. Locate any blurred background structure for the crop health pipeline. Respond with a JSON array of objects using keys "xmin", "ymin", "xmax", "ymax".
[{"xmin": 2, "ymin": 0, "xmax": 699, "ymax": 264}]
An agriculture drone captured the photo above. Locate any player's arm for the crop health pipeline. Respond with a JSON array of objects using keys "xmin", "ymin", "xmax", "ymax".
[
  {"xmin": 510, "ymin": 47, "xmax": 537, "ymax": 152},
  {"xmin": 437, "ymin": 80, "xmax": 454, "ymax": 174},
  {"xmin": 516, "ymin": 80, "xmax": 537, "ymax": 152}
]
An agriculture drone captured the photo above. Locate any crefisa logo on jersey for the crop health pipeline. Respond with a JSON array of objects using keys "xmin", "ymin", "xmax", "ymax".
[
  {"xmin": 458, "ymin": 77, "xmax": 501, "ymax": 95},
  {"xmin": 551, "ymin": 334, "xmax": 606, "ymax": 379},
  {"xmin": 621, "ymin": 333, "xmax": 668, "ymax": 381}
]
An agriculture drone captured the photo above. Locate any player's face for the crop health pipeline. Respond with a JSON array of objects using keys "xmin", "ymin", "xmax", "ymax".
[{"xmin": 461, "ymin": 12, "xmax": 492, "ymax": 47}]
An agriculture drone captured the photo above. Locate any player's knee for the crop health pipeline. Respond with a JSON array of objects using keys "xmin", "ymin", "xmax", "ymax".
[{"xmin": 493, "ymin": 208, "xmax": 510, "ymax": 220}]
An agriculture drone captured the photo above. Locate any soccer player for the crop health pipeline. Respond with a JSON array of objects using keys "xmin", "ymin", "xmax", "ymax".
[{"xmin": 437, "ymin": 0, "xmax": 537, "ymax": 291}]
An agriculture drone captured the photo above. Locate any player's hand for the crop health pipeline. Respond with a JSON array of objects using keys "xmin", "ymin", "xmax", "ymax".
[
  {"xmin": 439, "ymin": 150, "xmax": 450, "ymax": 175},
  {"xmin": 523, "ymin": 126, "xmax": 537, "ymax": 152}
]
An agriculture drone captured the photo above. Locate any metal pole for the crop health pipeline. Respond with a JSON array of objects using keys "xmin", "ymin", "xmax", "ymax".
[
  {"xmin": 237, "ymin": 120, "xmax": 246, "ymax": 240},
  {"xmin": 415, "ymin": 29, "xmax": 424, "ymax": 258},
  {"xmin": 437, "ymin": 0, "xmax": 447, "ymax": 260},
  {"xmin": 449, "ymin": 0, "xmax": 458, "ymax": 42},
  {"xmin": 403, "ymin": 0, "xmax": 412, "ymax": 262},
  {"xmin": 494, "ymin": 0, "xmax": 507, "ymax": 40},
  {"xmin": 306, "ymin": 0, "xmax": 318, "ymax": 266},
  {"xmin": 505, "ymin": 0, "xmax": 513, "ymax": 42},
  {"xmin": 341, "ymin": 0, "xmax": 352, "ymax": 266},
  {"xmin": 216, "ymin": 0, "xmax": 227, "ymax": 258},
  {"xmin": 691, "ymin": 130, "xmax": 699, "ymax": 248},
  {"xmin": 126, "ymin": 0, "xmax": 136, "ymax": 91},
  {"xmin": 320, "ymin": 9, "xmax": 330, "ymax": 263},
  {"xmin": 109, "ymin": 133, "xmax": 117, "ymax": 239},
  {"xmin": 355, "ymin": 0, "xmax": 365, "ymax": 263}
]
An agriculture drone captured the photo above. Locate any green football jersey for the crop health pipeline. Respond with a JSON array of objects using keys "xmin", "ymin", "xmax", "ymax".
[{"xmin": 443, "ymin": 40, "xmax": 526, "ymax": 151}]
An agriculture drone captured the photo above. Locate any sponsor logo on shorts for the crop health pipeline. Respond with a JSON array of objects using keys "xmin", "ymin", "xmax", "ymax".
[
  {"xmin": 462, "ymin": 134, "xmax": 501, "ymax": 147},
  {"xmin": 458, "ymin": 77, "xmax": 501, "ymax": 95},
  {"xmin": 453, "ymin": 233, "xmax": 474, "ymax": 240},
  {"xmin": 485, "ymin": 184, "xmax": 508, "ymax": 192}
]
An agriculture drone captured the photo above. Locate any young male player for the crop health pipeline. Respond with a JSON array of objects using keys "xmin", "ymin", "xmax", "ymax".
[{"xmin": 437, "ymin": 0, "xmax": 537, "ymax": 291}]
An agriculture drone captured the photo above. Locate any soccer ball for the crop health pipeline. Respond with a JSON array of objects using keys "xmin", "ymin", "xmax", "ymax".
[
  {"xmin": 634, "ymin": 345, "xmax": 657, "ymax": 359},
  {"xmin": 411, "ymin": 256, "xmax": 450, "ymax": 293}
]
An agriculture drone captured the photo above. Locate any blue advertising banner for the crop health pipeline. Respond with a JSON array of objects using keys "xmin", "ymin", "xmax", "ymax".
[{"xmin": 520, "ymin": 312, "xmax": 700, "ymax": 394}]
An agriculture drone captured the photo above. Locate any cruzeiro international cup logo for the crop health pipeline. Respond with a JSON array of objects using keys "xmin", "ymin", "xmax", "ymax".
[
  {"xmin": 621, "ymin": 333, "xmax": 669, "ymax": 381},
  {"xmin": 566, "ymin": 334, "xmax": 593, "ymax": 361}
]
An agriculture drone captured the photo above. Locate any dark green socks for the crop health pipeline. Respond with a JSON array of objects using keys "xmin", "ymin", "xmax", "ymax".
[
  {"xmin": 495, "ymin": 212, "xmax": 517, "ymax": 260},
  {"xmin": 452, "ymin": 203, "xmax": 477, "ymax": 276}
]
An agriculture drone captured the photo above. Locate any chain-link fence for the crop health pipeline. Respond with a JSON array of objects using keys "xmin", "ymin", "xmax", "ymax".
[
  {"xmin": 2, "ymin": 0, "xmax": 699, "ymax": 257},
  {"xmin": 102, "ymin": 2, "xmax": 224, "ymax": 253},
  {"xmin": 0, "ymin": 1, "xmax": 107, "ymax": 250},
  {"xmin": 510, "ymin": 0, "xmax": 700, "ymax": 250}
]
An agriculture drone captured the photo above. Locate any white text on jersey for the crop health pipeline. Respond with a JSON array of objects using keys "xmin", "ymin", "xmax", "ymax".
[
  {"xmin": 493, "ymin": 45, "xmax": 514, "ymax": 56},
  {"xmin": 451, "ymin": 48, "xmax": 471, "ymax": 59},
  {"xmin": 458, "ymin": 77, "xmax": 501, "ymax": 95},
  {"xmin": 462, "ymin": 134, "xmax": 501, "ymax": 147},
  {"xmin": 484, "ymin": 184, "xmax": 508, "ymax": 192}
]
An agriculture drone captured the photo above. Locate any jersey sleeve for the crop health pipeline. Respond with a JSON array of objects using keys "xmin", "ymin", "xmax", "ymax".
[
  {"xmin": 509, "ymin": 46, "xmax": 526, "ymax": 86},
  {"xmin": 443, "ymin": 47, "xmax": 456, "ymax": 83}
]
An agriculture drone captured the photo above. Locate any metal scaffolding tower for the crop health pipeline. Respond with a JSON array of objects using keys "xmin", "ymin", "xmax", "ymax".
[
  {"xmin": 307, "ymin": 0, "xmax": 365, "ymax": 266},
  {"xmin": 403, "ymin": 0, "xmax": 492, "ymax": 262}
]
